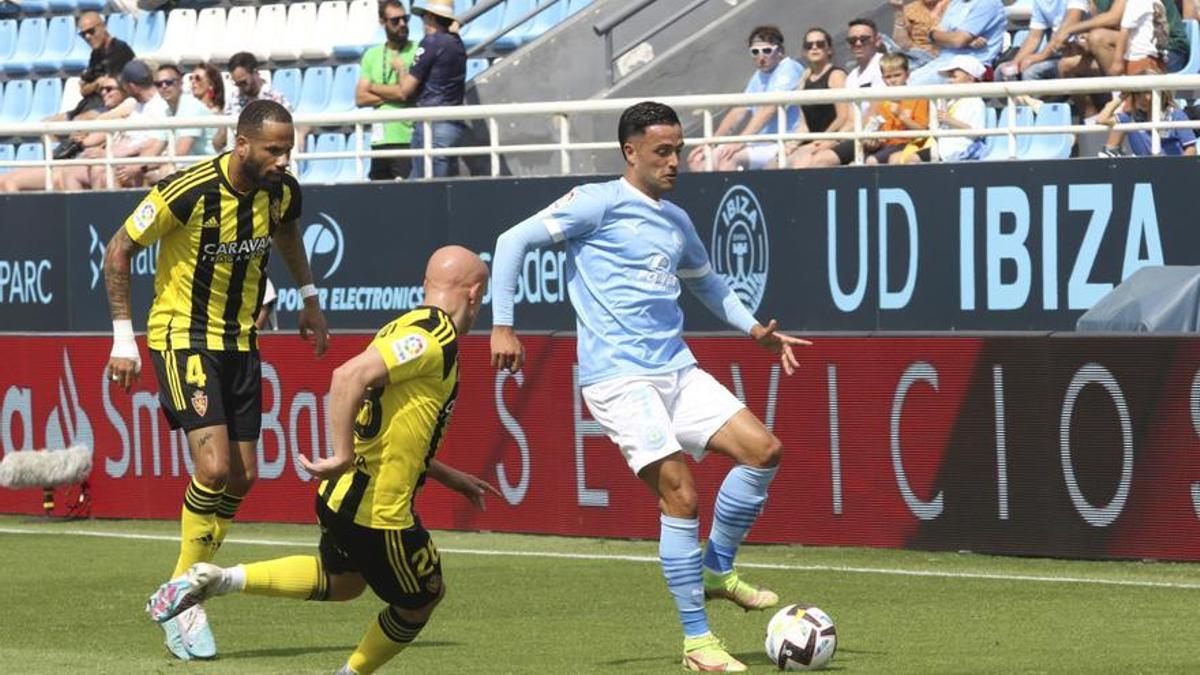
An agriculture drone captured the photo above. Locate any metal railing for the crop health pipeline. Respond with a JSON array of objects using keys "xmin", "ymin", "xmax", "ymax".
[
  {"xmin": 592, "ymin": 0, "xmax": 709, "ymax": 86},
  {"xmin": 0, "ymin": 74, "xmax": 1197, "ymax": 190}
]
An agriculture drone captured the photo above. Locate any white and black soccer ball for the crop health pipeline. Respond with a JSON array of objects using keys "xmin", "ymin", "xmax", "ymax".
[{"xmin": 764, "ymin": 603, "xmax": 837, "ymax": 671}]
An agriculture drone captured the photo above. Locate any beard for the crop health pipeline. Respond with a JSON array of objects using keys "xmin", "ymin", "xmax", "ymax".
[{"xmin": 386, "ymin": 25, "xmax": 408, "ymax": 45}]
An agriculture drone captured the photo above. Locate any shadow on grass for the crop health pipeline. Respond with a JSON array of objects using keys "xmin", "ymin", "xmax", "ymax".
[
  {"xmin": 224, "ymin": 641, "xmax": 461, "ymax": 659},
  {"xmin": 602, "ymin": 647, "xmax": 876, "ymax": 670}
]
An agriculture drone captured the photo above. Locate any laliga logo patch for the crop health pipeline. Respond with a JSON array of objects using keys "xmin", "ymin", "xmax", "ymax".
[
  {"xmin": 711, "ymin": 185, "xmax": 769, "ymax": 313},
  {"xmin": 132, "ymin": 201, "xmax": 157, "ymax": 234},
  {"xmin": 391, "ymin": 334, "xmax": 427, "ymax": 364},
  {"xmin": 191, "ymin": 390, "xmax": 209, "ymax": 417},
  {"xmin": 302, "ymin": 212, "xmax": 345, "ymax": 281}
]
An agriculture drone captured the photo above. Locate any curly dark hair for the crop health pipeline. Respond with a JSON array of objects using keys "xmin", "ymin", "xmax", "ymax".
[
  {"xmin": 617, "ymin": 101, "xmax": 681, "ymax": 146},
  {"xmin": 237, "ymin": 99, "xmax": 292, "ymax": 136}
]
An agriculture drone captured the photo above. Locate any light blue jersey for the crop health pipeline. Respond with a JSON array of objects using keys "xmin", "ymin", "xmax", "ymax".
[
  {"xmin": 744, "ymin": 57, "xmax": 805, "ymax": 135},
  {"xmin": 493, "ymin": 178, "xmax": 758, "ymax": 386}
]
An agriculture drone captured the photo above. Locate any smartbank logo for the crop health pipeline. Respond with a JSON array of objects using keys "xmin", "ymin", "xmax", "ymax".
[{"xmin": 276, "ymin": 212, "xmax": 425, "ymax": 313}]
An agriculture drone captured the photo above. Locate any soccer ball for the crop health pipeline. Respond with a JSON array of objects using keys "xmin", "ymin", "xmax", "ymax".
[{"xmin": 764, "ymin": 603, "xmax": 837, "ymax": 671}]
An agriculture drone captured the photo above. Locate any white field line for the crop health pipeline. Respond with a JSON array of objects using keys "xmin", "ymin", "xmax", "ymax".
[{"xmin": 2, "ymin": 526, "xmax": 1198, "ymax": 590}]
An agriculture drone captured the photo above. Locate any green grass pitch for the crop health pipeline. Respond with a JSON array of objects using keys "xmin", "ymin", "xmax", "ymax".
[{"xmin": 2, "ymin": 514, "xmax": 1198, "ymax": 673}]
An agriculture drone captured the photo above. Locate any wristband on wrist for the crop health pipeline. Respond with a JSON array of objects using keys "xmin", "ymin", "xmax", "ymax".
[{"xmin": 299, "ymin": 284, "xmax": 319, "ymax": 299}]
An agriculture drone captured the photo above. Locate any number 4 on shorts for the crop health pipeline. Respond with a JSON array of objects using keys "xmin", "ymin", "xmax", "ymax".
[{"xmin": 185, "ymin": 354, "xmax": 207, "ymax": 388}]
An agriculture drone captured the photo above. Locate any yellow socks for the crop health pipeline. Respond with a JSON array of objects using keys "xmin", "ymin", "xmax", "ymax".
[
  {"xmin": 212, "ymin": 491, "xmax": 243, "ymax": 554},
  {"xmin": 242, "ymin": 555, "xmax": 328, "ymax": 600},
  {"xmin": 346, "ymin": 607, "xmax": 426, "ymax": 674},
  {"xmin": 172, "ymin": 478, "xmax": 223, "ymax": 578}
]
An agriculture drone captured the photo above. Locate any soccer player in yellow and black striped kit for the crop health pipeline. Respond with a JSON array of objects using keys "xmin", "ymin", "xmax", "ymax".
[
  {"xmin": 103, "ymin": 100, "xmax": 330, "ymax": 660},
  {"xmin": 146, "ymin": 246, "xmax": 501, "ymax": 675}
]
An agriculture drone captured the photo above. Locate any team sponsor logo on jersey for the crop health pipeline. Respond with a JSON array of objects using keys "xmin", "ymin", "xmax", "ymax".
[
  {"xmin": 203, "ymin": 237, "xmax": 271, "ymax": 263},
  {"xmin": 191, "ymin": 389, "xmax": 209, "ymax": 417},
  {"xmin": 391, "ymin": 334, "xmax": 427, "ymax": 364},
  {"xmin": 711, "ymin": 185, "xmax": 769, "ymax": 313},
  {"xmin": 132, "ymin": 201, "xmax": 157, "ymax": 233}
]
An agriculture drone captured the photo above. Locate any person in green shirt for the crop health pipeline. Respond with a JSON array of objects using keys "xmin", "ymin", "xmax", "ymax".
[{"xmin": 356, "ymin": 0, "xmax": 419, "ymax": 180}]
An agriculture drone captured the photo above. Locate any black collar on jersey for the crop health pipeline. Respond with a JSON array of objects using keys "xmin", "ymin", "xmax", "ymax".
[{"xmin": 415, "ymin": 304, "xmax": 458, "ymax": 337}]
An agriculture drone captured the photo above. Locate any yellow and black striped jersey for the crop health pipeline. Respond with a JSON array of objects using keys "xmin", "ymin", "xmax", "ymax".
[
  {"xmin": 123, "ymin": 153, "xmax": 301, "ymax": 352},
  {"xmin": 320, "ymin": 306, "xmax": 460, "ymax": 530}
]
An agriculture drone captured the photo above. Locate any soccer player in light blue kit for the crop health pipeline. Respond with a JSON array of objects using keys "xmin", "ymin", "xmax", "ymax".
[{"xmin": 490, "ymin": 101, "xmax": 810, "ymax": 672}]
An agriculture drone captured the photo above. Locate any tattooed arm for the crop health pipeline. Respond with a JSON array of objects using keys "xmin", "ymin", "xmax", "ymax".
[{"xmin": 104, "ymin": 228, "xmax": 144, "ymax": 392}]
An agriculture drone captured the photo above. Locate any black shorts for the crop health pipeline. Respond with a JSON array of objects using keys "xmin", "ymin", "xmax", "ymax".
[
  {"xmin": 149, "ymin": 348, "xmax": 262, "ymax": 440},
  {"xmin": 316, "ymin": 499, "xmax": 444, "ymax": 609},
  {"xmin": 368, "ymin": 143, "xmax": 413, "ymax": 181}
]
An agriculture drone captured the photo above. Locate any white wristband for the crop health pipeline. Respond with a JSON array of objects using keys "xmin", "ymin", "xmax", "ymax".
[
  {"xmin": 111, "ymin": 319, "xmax": 141, "ymax": 366},
  {"xmin": 299, "ymin": 284, "xmax": 319, "ymax": 299}
]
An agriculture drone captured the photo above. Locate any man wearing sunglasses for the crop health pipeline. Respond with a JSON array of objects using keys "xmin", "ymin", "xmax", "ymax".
[
  {"xmin": 356, "ymin": 0, "xmax": 419, "ymax": 180},
  {"xmin": 843, "ymin": 18, "xmax": 887, "ymax": 117},
  {"xmin": 687, "ymin": 25, "xmax": 804, "ymax": 172},
  {"xmin": 53, "ymin": 12, "xmax": 135, "ymax": 122},
  {"xmin": 213, "ymin": 52, "xmax": 292, "ymax": 152}
]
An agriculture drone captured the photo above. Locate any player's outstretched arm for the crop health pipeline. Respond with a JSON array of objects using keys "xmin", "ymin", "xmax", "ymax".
[
  {"xmin": 427, "ymin": 460, "xmax": 504, "ymax": 510},
  {"xmin": 103, "ymin": 228, "xmax": 143, "ymax": 393},
  {"xmin": 300, "ymin": 347, "xmax": 388, "ymax": 481},
  {"xmin": 274, "ymin": 216, "xmax": 330, "ymax": 357},
  {"xmin": 490, "ymin": 218, "xmax": 555, "ymax": 372}
]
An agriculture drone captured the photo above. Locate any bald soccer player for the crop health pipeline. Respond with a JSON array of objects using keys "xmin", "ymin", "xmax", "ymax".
[{"xmin": 146, "ymin": 246, "xmax": 503, "ymax": 675}]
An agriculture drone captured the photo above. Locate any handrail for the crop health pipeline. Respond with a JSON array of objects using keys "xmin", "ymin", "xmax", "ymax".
[
  {"xmin": 1, "ymin": 74, "xmax": 1197, "ymax": 187},
  {"xmin": 592, "ymin": 0, "xmax": 656, "ymax": 36},
  {"xmin": 457, "ymin": 0, "xmax": 504, "ymax": 25},
  {"xmin": 467, "ymin": 0, "xmax": 565, "ymax": 57},
  {"xmin": 591, "ymin": 0, "xmax": 710, "ymax": 86}
]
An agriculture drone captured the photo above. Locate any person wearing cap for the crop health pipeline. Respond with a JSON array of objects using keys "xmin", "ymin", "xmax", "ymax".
[
  {"xmin": 60, "ymin": 59, "xmax": 172, "ymax": 190},
  {"xmin": 907, "ymin": 0, "xmax": 1007, "ymax": 85},
  {"xmin": 904, "ymin": 55, "xmax": 988, "ymax": 163},
  {"xmin": 386, "ymin": 0, "xmax": 469, "ymax": 178}
]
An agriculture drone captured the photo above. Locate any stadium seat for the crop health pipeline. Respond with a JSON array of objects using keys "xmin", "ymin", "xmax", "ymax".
[
  {"xmin": 176, "ymin": 0, "xmax": 221, "ymax": 8},
  {"xmin": 333, "ymin": 0, "xmax": 380, "ymax": 59},
  {"xmin": 300, "ymin": 132, "xmax": 345, "ymax": 183},
  {"xmin": 328, "ymin": 64, "xmax": 359, "ymax": 113},
  {"xmin": 59, "ymin": 76, "xmax": 81, "ymax": 113},
  {"xmin": 28, "ymin": 78, "xmax": 62, "ymax": 120},
  {"xmin": 33, "ymin": 15, "xmax": 75, "ymax": 74},
  {"xmin": 1027, "ymin": 102, "xmax": 1074, "ymax": 159},
  {"xmin": 273, "ymin": 2, "xmax": 316, "ymax": 62},
  {"xmin": 295, "ymin": 66, "xmax": 333, "ymax": 115},
  {"xmin": 178, "ymin": 7, "xmax": 226, "ymax": 64},
  {"xmin": 460, "ymin": 0, "xmax": 505, "ymax": 51},
  {"xmin": 131, "ymin": 10, "xmax": 167, "ymax": 59},
  {"xmin": 5, "ymin": 18, "xmax": 48, "ymax": 77},
  {"xmin": 47, "ymin": 0, "xmax": 77, "ymax": 13},
  {"xmin": 0, "ymin": 80, "xmax": 34, "ymax": 124},
  {"xmin": 338, "ymin": 131, "xmax": 370, "ymax": 182},
  {"xmin": 16, "ymin": 141, "xmax": 44, "ymax": 161},
  {"xmin": 0, "ymin": 20, "xmax": 15, "ymax": 65},
  {"xmin": 251, "ymin": 4, "xmax": 287, "ymax": 62},
  {"xmin": 149, "ymin": 9, "xmax": 197, "ymax": 66},
  {"xmin": 1178, "ymin": 20, "xmax": 1200, "ymax": 75},
  {"xmin": 76, "ymin": 0, "xmax": 106, "ymax": 10},
  {"xmin": 105, "ymin": 13, "xmax": 134, "ymax": 46},
  {"xmin": 493, "ymin": 0, "xmax": 537, "ymax": 51},
  {"xmin": 213, "ymin": 6, "xmax": 257, "ymax": 63},
  {"xmin": 61, "ymin": 28, "xmax": 89, "ymax": 72},
  {"xmin": 983, "ymin": 105, "xmax": 1035, "ymax": 160},
  {"xmin": 0, "ymin": 144, "xmax": 14, "ymax": 174},
  {"xmin": 270, "ymin": 67, "xmax": 302, "ymax": 109},
  {"xmin": 303, "ymin": 1, "xmax": 346, "ymax": 60},
  {"xmin": 466, "ymin": 57, "xmax": 489, "ymax": 80},
  {"xmin": 17, "ymin": 0, "xmax": 48, "ymax": 13}
]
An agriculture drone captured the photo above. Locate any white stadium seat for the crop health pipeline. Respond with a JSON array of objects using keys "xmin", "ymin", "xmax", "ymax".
[
  {"xmin": 302, "ymin": 1, "xmax": 346, "ymax": 60},
  {"xmin": 147, "ymin": 9, "xmax": 196, "ymax": 66},
  {"xmin": 178, "ymin": 7, "xmax": 227, "ymax": 64},
  {"xmin": 212, "ymin": 6, "xmax": 258, "ymax": 63},
  {"xmin": 273, "ymin": 2, "xmax": 316, "ymax": 62},
  {"xmin": 252, "ymin": 4, "xmax": 288, "ymax": 62},
  {"xmin": 333, "ymin": 0, "xmax": 378, "ymax": 59},
  {"xmin": 59, "ymin": 76, "xmax": 81, "ymax": 114}
]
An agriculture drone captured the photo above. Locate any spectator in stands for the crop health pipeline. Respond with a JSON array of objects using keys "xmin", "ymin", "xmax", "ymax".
[
  {"xmin": 386, "ymin": 0, "xmax": 468, "ymax": 179},
  {"xmin": 144, "ymin": 65, "xmax": 217, "ymax": 182},
  {"xmin": 777, "ymin": 27, "xmax": 849, "ymax": 168},
  {"xmin": 60, "ymin": 60, "xmax": 171, "ymax": 190},
  {"xmin": 1098, "ymin": 74, "xmax": 1197, "ymax": 155},
  {"xmin": 213, "ymin": 52, "xmax": 292, "ymax": 151},
  {"xmin": 191, "ymin": 63, "xmax": 227, "ymax": 120},
  {"xmin": 687, "ymin": 25, "xmax": 805, "ymax": 172},
  {"xmin": 51, "ymin": 11, "xmax": 135, "ymax": 123},
  {"xmin": 357, "ymin": 0, "xmax": 419, "ymax": 180},
  {"xmin": 998, "ymin": 0, "xmax": 1089, "ymax": 80},
  {"xmin": 906, "ymin": 55, "xmax": 988, "ymax": 162},
  {"xmin": 1053, "ymin": 0, "xmax": 1189, "ymax": 75},
  {"xmin": 0, "ymin": 76, "xmax": 130, "ymax": 193},
  {"xmin": 907, "ymin": 0, "xmax": 1007, "ymax": 85},
  {"xmin": 801, "ymin": 53, "xmax": 930, "ymax": 167},
  {"xmin": 843, "ymin": 18, "xmax": 888, "ymax": 118},
  {"xmin": 887, "ymin": 0, "xmax": 949, "ymax": 68}
]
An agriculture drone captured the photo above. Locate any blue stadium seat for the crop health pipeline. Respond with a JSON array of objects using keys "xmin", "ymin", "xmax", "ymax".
[
  {"xmin": 47, "ymin": 0, "xmax": 78, "ymax": 13},
  {"xmin": 1178, "ymin": 20, "xmax": 1200, "ymax": 75},
  {"xmin": 18, "ymin": 0, "xmax": 49, "ymax": 12},
  {"xmin": 16, "ymin": 141, "xmax": 44, "ymax": 161},
  {"xmin": 0, "ymin": 20, "xmax": 15, "ymax": 64},
  {"xmin": 466, "ymin": 57, "xmax": 488, "ymax": 80},
  {"xmin": 983, "ymin": 105, "xmax": 1035, "ymax": 160},
  {"xmin": 300, "ymin": 132, "xmax": 345, "ymax": 183},
  {"xmin": 338, "ymin": 132, "xmax": 370, "ymax": 182},
  {"xmin": 271, "ymin": 67, "xmax": 303, "ymax": 109},
  {"xmin": 0, "ymin": 80, "xmax": 34, "ymax": 124},
  {"xmin": 76, "ymin": 0, "xmax": 107, "ymax": 10},
  {"xmin": 460, "ymin": 0, "xmax": 504, "ymax": 50},
  {"xmin": 1027, "ymin": 102, "xmax": 1074, "ymax": 159},
  {"xmin": 0, "ymin": 144, "xmax": 14, "ymax": 174},
  {"xmin": 29, "ymin": 78, "xmax": 62, "ymax": 121},
  {"xmin": 295, "ymin": 66, "xmax": 333, "ymax": 115},
  {"xmin": 106, "ymin": 13, "xmax": 135, "ymax": 46},
  {"xmin": 132, "ymin": 11, "xmax": 167, "ymax": 58},
  {"xmin": 34, "ymin": 15, "xmax": 75, "ymax": 74},
  {"xmin": 327, "ymin": 64, "xmax": 359, "ymax": 113},
  {"xmin": 494, "ymin": 0, "xmax": 536, "ymax": 50},
  {"xmin": 61, "ymin": 28, "xmax": 89, "ymax": 72},
  {"xmin": 5, "ymin": 18, "xmax": 48, "ymax": 77}
]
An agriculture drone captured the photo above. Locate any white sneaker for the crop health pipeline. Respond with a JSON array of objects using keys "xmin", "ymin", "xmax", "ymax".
[{"xmin": 177, "ymin": 604, "xmax": 217, "ymax": 659}]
